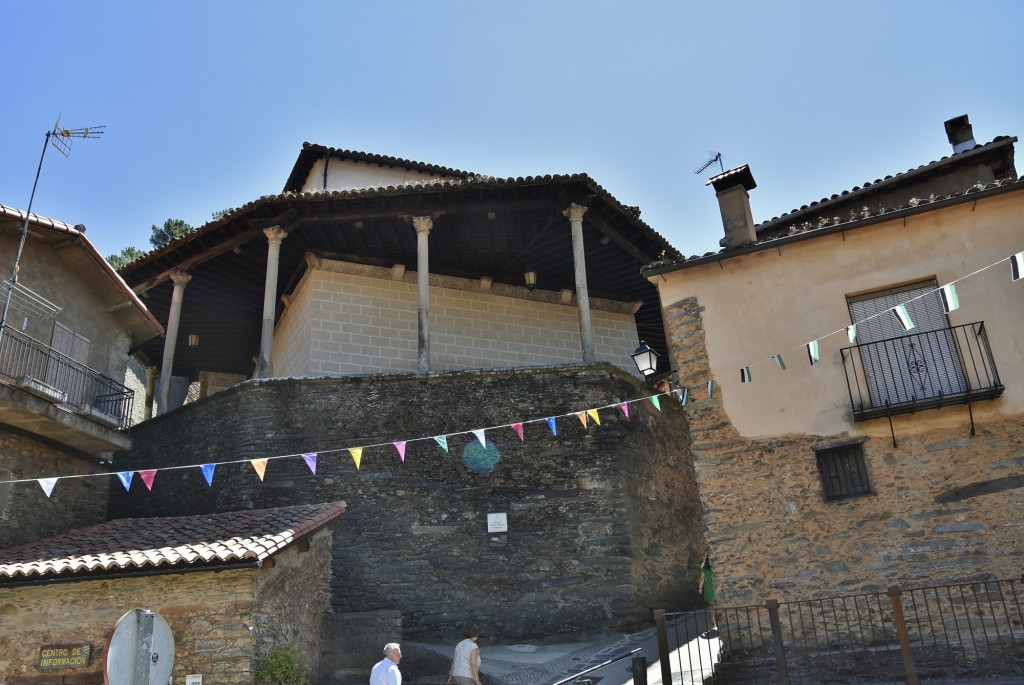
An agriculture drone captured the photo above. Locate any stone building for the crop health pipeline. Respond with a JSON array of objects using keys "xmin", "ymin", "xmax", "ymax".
[
  {"xmin": 643, "ymin": 115, "xmax": 1023, "ymax": 603},
  {"xmin": 0, "ymin": 206, "xmax": 162, "ymax": 547},
  {"xmin": 0, "ymin": 502, "xmax": 343, "ymax": 685}
]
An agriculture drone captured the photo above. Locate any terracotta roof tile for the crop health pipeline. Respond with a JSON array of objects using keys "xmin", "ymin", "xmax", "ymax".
[{"xmin": 0, "ymin": 501, "xmax": 345, "ymax": 584}]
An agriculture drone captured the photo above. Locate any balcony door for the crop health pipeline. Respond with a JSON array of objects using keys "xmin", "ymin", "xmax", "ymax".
[
  {"xmin": 847, "ymin": 282, "xmax": 966, "ymax": 408},
  {"xmin": 46, "ymin": 322, "xmax": 90, "ymax": 404}
]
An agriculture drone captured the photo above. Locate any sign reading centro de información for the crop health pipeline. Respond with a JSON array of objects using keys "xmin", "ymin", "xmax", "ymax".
[{"xmin": 37, "ymin": 644, "xmax": 92, "ymax": 669}]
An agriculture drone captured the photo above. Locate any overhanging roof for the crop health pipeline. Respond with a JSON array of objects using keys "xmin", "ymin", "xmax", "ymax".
[{"xmin": 120, "ymin": 172, "xmax": 682, "ymax": 380}]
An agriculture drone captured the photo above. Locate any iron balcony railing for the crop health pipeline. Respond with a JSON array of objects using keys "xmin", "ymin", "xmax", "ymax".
[
  {"xmin": 840, "ymin": 322, "xmax": 1003, "ymax": 421},
  {"xmin": 0, "ymin": 324, "xmax": 134, "ymax": 430}
]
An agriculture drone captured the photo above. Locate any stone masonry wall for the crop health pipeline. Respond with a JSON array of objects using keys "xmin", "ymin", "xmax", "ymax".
[
  {"xmin": 664, "ymin": 297, "xmax": 1024, "ymax": 605},
  {"xmin": 0, "ymin": 535, "xmax": 332, "ymax": 685},
  {"xmin": 107, "ymin": 364, "xmax": 704, "ymax": 642},
  {"xmin": 0, "ymin": 430, "xmax": 107, "ymax": 548}
]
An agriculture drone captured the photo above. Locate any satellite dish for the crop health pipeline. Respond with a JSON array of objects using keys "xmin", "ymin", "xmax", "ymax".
[{"xmin": 104, "ymin": 609, "xmax": 175, "ymax": 685}]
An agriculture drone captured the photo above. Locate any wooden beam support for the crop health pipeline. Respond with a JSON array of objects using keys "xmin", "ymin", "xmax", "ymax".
[
  {"xmin": 583, "ymin": 211, "xmax": 655, "ymax": 265},
  {"xmin": 131, "ymin": 228, "xmax": 263, "ymax": 295}
]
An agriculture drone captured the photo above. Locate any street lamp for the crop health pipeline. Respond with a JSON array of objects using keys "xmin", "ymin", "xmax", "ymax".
[{"xmin": 631, "ymin": 341, "xmax": 659, "ymax": 377}]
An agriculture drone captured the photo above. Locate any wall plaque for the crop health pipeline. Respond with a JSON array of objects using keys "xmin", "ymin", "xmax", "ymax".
[{"xmin": 37, "ymin": 644, "xmax": 92, "ymax": 669}]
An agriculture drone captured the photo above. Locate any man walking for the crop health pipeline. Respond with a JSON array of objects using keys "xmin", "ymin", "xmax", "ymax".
[{"xmin": 370, "ymin": 643, "xmax": 402, "ymax": 685}]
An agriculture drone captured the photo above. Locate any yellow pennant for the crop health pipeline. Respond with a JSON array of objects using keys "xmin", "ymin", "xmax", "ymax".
[
  {"xmin": 586, "ymin": 409, "xmax": 601, "ymax": 425},
  {"xmin": 348, "ymin": 447, "xmax": 363, "ymax": 470},
  {"xmin": 250, "ymin": 459, "xmax": 268, "ymax": 481},
  {"xmin": 576, "ymin": 411, "xmax": 588, "ymax": 428}
]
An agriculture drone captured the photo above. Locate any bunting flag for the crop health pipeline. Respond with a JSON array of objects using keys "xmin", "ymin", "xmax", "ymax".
[
  {"xmin": 740, "ymin": 367, "xmax": 752, "ymax": 383},
  {"xmin": 250, "ymin": 459, "xmax": 268, "ymax": 481},
  {"xmin": 546, "ymin": 417, "xmax": 558, "ymax": 436},
  {"xmin": 472, "ymin": 429, "xmax": 486, "ymax": 447},
  {"xmin": 576, "ymin": 411, "xmax": 588, "ymax": 428},
  {"xmin": 302, "ymin": 453, "xmax": 318, "ymax": 474},
  {"xmin": 893, "ymin": 304, "xmax": 915, "ymax": 331},
  {"xmin": 433, "ymin": 435, "xmax": 449, "ymax": 453},
  {"xmin": 707, "ymin": 380, "xmax": 715, "ymax": 398},
  {"xmin": 140, "ymin": 470, "xmax": 157, "ymax": 491},
  {"xmin": 200, "ymin": 464, "xmax": 216, "ymax": 487},
  {"xmin": 847, "ymin": 324, "xmax": 858, "ymax": 344},
  {"xmin": 774, "ymin": 354, "xmax": 786, "ymax": 370},
  {"xmin": 807, "ymin": 340, "xmax": 820, "ymax": 365},
  {"xmin": 511, "ymin": 423, "xmax": 525, "ymax": 441},
  {"xmin": 394, "ymin": 441, "xmax": 407, "ymax": 462},
  {"xmin": 681, "ymin": 387, "xmax": 689, "ymax": 406},
  {"xmin": 348, "ymin": 447, "xmax": 363, "ymax": 470},
  {"xmin": 618, "ymin": 402, "xmax": 629, "ymax": 418},
  {"xmin": 649, "ymin": 394, "xmax": 661, "ymax": 410},
  {"xmin": 587, "ymin": 409, "xmax": 601, "ymax": 425},
  {"xmin": 116, "ymin": 471, "xmax": 134, "ymax": 492},
  {"xmin": 940, "ymin": 284, "xmax": 959, "ymax": 313},
  {"xmin": 38, "ymin": 477, "xmax": 57, "ymax": 497},
  {"xmin": 1012, "ymin": 251, "xmax": 1024, "ymax": 281}
]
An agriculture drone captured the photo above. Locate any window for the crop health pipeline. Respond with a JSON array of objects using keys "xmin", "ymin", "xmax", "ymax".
[
  {"xmin": 815, "ymin": 441, "xmax": 871, "ymax": 501},
  {"xmin": 847, "ymin": 281, "xmax": 965, "ymax": 408}
]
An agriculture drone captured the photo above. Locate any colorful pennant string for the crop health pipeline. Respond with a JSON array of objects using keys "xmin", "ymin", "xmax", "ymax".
[
  {"xmin": 140, "ymin": 470, "xmax": 157, "ymax": 491},
  {"xmin": 250, "ymin": 459, "xmax": 268, "ymax": 481},
  {"xmin": 394, "ymin": 441, "xmax": 407, "ymax": 462},
  {"xmin": 433, "ymin": 435, "xmax": 449, "ymax": 453},
  {"xmin": 511, "ymin": 423, "xmax": 524, "ymax": 440},
  {"xmin": 618, "ymin": 402, "xmax": 629, "ymax": 418},
  {"xmin": 649, "ymin": 395, "xmax": 661, "ymax": 410},
  {"xmin": 349, "ymin": 447, "xmax": 363, "ymax": 470},
  {"xmin": 546, "ymin": 417, "xmax": 558, "ymax": 436},
  {"xmin": 116, "ymin": 471, "xmax": 133, "ymax": 492},
  {"xmin": 200, "ymin": 464, "xmax": 216, "ymax": 487},
  {"xmin": 576, "ymin": 411, "xmax": 588, "ymax": 428},
  {"xmin": 587, "ymin": 409, "xmax": 600, "ymax": 425}
]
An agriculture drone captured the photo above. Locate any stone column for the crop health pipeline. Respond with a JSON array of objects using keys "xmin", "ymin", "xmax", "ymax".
[
  {"xmin": 158, "ymin": 270, "xmax": 191, "ymax": 414},
  {"xmin": 412, "ymin": 216, "xmax": 433, "ymax": 373},
  {"xmin": 563, "ymin": 203, "xmax": 595, "ymax": 362},
  {"xmin": 143, "ymin": 365, "xmax": 157, "ymax": 420},
  {"xmin": 258, "ymin": 226, "xmax": 288, "ymax": 378}
]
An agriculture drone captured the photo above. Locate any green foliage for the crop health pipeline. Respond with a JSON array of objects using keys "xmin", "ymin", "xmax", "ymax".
[
  {"xmin": 254, "ymin": 646, "xmax": 305, "ymax": 685},
  {"xmin": 107, "ymin": 245, "xmax": 146, "ymax": 269},
  {"xmin": 149, "ymin": 218, "xmax": 194, "ymax": 248}
]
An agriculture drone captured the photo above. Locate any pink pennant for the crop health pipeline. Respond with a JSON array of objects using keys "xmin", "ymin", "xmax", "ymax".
[
  {"xmin": 618, "ymin": 402, "xmax": 629, "ymax": 418},
  {"xmin": 140, "ymin": 470, "xmax": 157, "ymax": 491},
  {"xmin": 394, "ymin": 441, "xmax": 407, "ymax": 462},
  {"xmin": 511, "ymin": 422, "xmax": 524, "ymax": 441}
]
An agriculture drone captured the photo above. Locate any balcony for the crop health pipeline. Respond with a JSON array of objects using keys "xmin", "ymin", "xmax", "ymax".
[
  {"xmin": 840, "ymin": 322, "xmax": 1003, "ymax": 421},
  {"xmin": 0, "ymin": 325, "xmax": 135, "ymax": 452}
]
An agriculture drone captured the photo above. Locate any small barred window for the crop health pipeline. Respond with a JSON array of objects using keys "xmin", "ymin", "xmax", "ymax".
[{"xmin": 815, "ymin": 442, "xmax": 871, "ymax": 501}]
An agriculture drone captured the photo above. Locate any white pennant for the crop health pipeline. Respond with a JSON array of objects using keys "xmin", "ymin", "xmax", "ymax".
[
  {"xmin": 38, "ymin": 477, "xmax": 58, "ymax": 497},
  {"xmin": 472, "ymin": 429, "xmax": 486, "ymax": 447}
]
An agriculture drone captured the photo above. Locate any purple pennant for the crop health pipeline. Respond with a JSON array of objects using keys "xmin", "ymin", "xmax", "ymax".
[
  {"xmin": 302, "ymin": 452, "xmax": 318, "ymax": 474},
  {"xmin": 200, "ymin": 463, "xmax": 216, "ymax": 487}
]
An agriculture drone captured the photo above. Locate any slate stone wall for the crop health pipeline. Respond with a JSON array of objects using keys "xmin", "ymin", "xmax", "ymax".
[
  {"xmin": 0, "ymin": 429, "xmax": 107, "ymax": 548},
  {"xmin": 665, "ymin": 296, "xmax": 1024, "ymax": 605},
  {"xmin": 108, "ymin": 364, "xmax": 704, "ymax": 642}
]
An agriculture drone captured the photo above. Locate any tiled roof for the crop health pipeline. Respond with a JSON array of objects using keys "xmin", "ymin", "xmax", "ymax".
[
  {"xmin": 0, "ymin": 501, "xmax": 345, "ymax": 584},
  {"xmin": 643, "ymin": 174, "xmax": 1024, "ymax": 275}
]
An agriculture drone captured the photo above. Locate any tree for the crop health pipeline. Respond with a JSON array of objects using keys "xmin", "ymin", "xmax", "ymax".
[
  {"xmin": 150, "ymin": 218, "xmax": 194, "ymax": 248},
  {"xmin": 107, "ymin": 245, "xmax": 146, "ymax": 269}
]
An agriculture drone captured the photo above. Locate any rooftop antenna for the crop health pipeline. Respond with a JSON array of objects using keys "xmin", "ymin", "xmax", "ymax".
[
  {"xmin": 0, "ymin": 116, "xmax": 105, "ymax": 346},
  {"xmin": 694, "ymin": 152, "xmax": 723, "ymax": 175}
]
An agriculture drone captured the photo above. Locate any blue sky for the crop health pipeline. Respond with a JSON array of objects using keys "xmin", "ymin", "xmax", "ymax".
[{"xmin": 3, "ymin": 1, "xmax": 1022, "ymax": 263}]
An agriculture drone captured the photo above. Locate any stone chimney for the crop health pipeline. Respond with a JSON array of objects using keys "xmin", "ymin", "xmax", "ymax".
[
  {"xmin": 944, "ymin": 114, "xmax": 977, "ymax": 154},
  {"xmin": 708, "ymin": 164, "xmax": 758, "ymax": 248}
]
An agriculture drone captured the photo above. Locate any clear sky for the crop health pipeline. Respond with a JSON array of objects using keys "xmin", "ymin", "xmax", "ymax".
[{"xmin": 3, "ymin": 1, "xmax": 1022, "ymax": 263}]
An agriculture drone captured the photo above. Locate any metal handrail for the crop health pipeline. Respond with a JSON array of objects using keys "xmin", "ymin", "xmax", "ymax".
[
  {"xmin": 840, "ymin": 322, "xmax": 1003, "ymax": 421},
  {"xmin": 0, "ymin": 324, "xmax": 134, "ymax": 429},
  {"xmin": 549, "ymin": 647, "xmax": 642, "ymax": 685}
]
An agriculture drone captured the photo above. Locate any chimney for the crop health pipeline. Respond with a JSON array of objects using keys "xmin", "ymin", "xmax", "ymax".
[
  {"xmin": 944, "ymin": 114, "xmax": 977, "ymax": 154},
  {"xmin": 708, "ymin": 164, "xmax": 758, "ymax": 248}
]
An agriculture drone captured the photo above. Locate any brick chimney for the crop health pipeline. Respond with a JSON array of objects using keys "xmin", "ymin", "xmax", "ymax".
[
  {"xmin": 944, "ymin": 114, "xmax": 977, "ymax": 154},
  {"xmin": 708, "ymin": 164, "xmax": 758, "ymax": 248}
]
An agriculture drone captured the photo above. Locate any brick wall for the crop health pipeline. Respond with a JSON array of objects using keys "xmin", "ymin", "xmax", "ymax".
[
  {"xmin": 272, "ymin": 259, "xmax": 641, "ymax": 377},
  {"xmin": 0, "ymin": 533, "xmax": 332, "ymax": 685},
  {"xmin": 665, "ymin": 296, "xmax": 1024, "ymax": 605},
  {"xmin": 107, "ymin": 364, "xmax": 704, "ymax": 641}
]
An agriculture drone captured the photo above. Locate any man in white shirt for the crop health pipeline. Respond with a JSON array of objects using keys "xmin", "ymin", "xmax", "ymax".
[{"xmin": 369, "ymin": 643, "xmax": 402, "ymax": 685}]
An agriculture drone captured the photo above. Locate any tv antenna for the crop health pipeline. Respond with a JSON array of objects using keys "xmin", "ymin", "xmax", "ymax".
[
  {"xmin": 694, "ymin": 152, "xmax": 723, "ymax": 175},
  {"xmin": 0, "ymin": 116, "xmax": 105, "ymax": 347}
]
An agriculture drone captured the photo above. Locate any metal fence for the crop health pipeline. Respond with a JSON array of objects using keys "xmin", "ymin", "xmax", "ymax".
[
  {"xmin": 656, "ymin": 576, "xmax": 1024, "ymax": 684},
  {"xmin": 0, "ymin": 324, "xmax": 134, "ymax": 429}
]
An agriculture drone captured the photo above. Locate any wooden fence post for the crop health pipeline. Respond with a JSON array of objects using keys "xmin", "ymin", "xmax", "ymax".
[
  {"xmin": 888, "ymin": 585, "xmax": 921, "ymax": 685},
  {"xmin": 653, "ymin": 609, "xmax": 673, "ymax": 685},
  {"xmin": 765, "ymin": 599, "xmax": 791, "ymax": 685}
]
